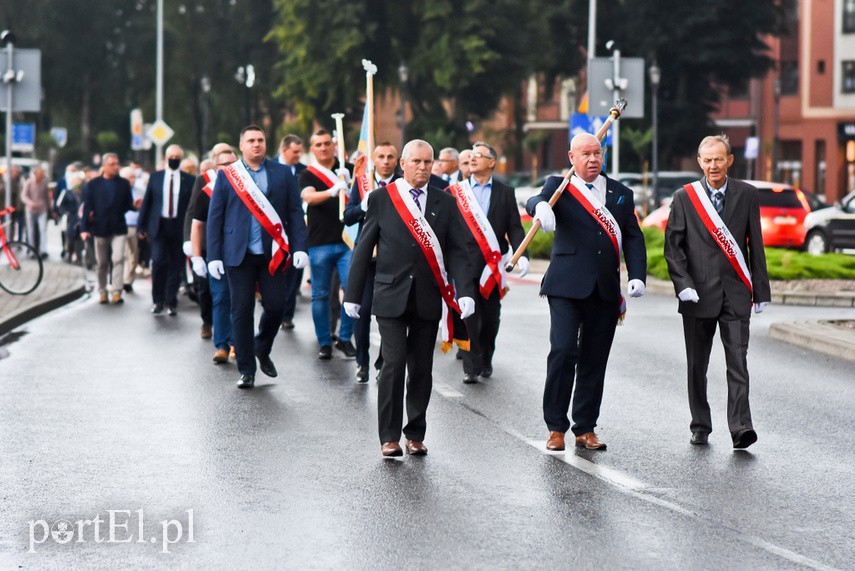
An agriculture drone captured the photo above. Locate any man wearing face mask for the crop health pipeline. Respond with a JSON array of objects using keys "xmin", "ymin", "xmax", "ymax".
[{"xmin": 138, "ymin": 144, "xmax": 196, "ymax": 315}]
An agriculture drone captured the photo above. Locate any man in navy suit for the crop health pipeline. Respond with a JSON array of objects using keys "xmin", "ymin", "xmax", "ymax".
[
  {"xmin": 526, "ymin": 133, "xmax": 647, "ymax": 452},
  {"xmin": 138, "ymin": 144, "xmax": 196, "ymax": 315},
  {"xmin": 206, "ymin": 126, "xmax": 309, "ymax": 388}
]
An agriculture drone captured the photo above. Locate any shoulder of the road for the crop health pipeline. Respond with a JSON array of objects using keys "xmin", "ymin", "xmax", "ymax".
[{"xmin": 2, "ymin": 257, "xmax": 853, "ymax": 363}]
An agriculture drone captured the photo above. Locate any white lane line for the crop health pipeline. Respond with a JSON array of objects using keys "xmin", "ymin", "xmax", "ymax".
[
  {"xmin": 524, "ymin": 439, "xmax": 839, "ymax": 571},
  {"xmin": 528, "ymin": 440, "xmax": 648, "ymax": 491},
  {"xmin": 433, "ymin": 381, "xmax": 464, "ymax": 398}
]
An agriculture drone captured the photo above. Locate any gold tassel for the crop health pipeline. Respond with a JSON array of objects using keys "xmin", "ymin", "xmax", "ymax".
[
  {"xmin": 441, "ymin": 341, "xmax": 452, "ymax": 353},
  {"xmin": 454, "ymin": 338, "xmax": 471, "ymax": 351}
]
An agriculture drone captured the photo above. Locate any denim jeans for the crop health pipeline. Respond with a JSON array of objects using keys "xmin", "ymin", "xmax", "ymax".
[
  {"xmin": 209, "ymin": 272, "xmax": 232, "ymax": 351},
  {"xmin": 308, "ymin": 243, "xmax": 354, "ymax": 346}
]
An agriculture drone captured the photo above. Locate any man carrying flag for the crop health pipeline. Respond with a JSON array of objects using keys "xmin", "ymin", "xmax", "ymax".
[
  {"xmin": 343, "ymin": 142, "xmax": 400, "ymax": 382},
  {"xmin": 449, "ymin": 142, "xmax": 529, "ymax": 384},
  {"xmin": 206, "ymin": 126, "xmax": 309, "ymax": 389}
]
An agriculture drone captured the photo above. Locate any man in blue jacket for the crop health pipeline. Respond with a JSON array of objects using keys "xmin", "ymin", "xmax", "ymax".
[
  {"xmin": 206, "ymin": 126, "xmax": 309, "ymax": 389},
  {"xmin": 526, "ymin": 133, "xmax": 647, "ymax": 452},
  {"xmin": 80, "ymin": 153, "xmax": 134, "ymax": 305}
]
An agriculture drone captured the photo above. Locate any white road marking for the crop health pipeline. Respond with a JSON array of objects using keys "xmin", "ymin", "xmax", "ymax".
[
  {"xmin": 433, "ymin": 381, "xmax": 464, "ymax": 398},
  {"xmin": 528, "ymin": 440, "xmax": 647, "ymax": 490}
]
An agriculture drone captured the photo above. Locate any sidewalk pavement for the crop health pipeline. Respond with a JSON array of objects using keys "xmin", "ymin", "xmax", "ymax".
[
  {"xmin": 0, "ymin": 259, "xmax": 87, "ymax": 336},
  {"xmin": 2, "ymin": 257, "xmax": 852, "ymax": 362}
]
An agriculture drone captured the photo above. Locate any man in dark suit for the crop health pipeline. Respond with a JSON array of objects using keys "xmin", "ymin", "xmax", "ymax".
[
  {"xmin": 206, "ymin": 125, "xmax": 309, "ymax": 388},
  {"xmin": 342, "ymin": 142, "xmax": 400, "ymax": 382},
  {"xmin": 343, "ymin": 139, "xmax": 475, "ymax": 457},
  {"xmin": 664, "ymin": 134, "xmax": 771, "ymax": 450},
  {"xmin": 452, "ymin": 142, "xmax": 528, "ymax": 383},
  {"xmin": 277, "ymin": 134, "xmax": 307, "ymax": 331},
  {"xmin": 80, "ymin": 153, "xmax": 134, "ymax": 305},
  {"xmin": 526, "ymin": 133, "xmax": 647, "ymax": 452},
  {"xmin": 138, "ymin": 144, "xmax": 196, "ymax": 315}
]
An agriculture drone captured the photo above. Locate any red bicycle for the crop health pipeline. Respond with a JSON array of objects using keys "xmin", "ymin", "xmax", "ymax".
[{"xmin": 0, "ymin": 206, "xmax": 44, "ymax": 295}]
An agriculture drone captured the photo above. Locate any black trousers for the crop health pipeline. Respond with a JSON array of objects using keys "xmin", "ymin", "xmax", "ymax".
[
  {"xmin": 226, "ymin": 254, "xmax": 287, "ymax": 376},
  {"xmin": 375, "ymin": 288, "xmax": 438, "ymax": 444},
  {"xmin": 194, "ymin": 258, "xmax": 212, "ymax": 325},
  {"xmin": 462, "ymin": 285, "xmax": 502, "ymax": 374},
  {"xmin": 543, "ymin": 292, "xmax": 618, "ymax": 436},
  {"xmin": 354, "ymin": 263, "xmax": 377, "ymax": 367},
  {"xmin": 281, "ymin": 266, "xmax": 303, "ymax": 322},
  {"xmin": 149, "ymin": 217, "xmax": 184, "ymax": 307},
  {"xmin": 682, "ymin": 293, "xmax": 753, "ymax": 437}
]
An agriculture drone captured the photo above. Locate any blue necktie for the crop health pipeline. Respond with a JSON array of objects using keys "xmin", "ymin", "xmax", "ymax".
[
  {"xmin": 712, "ymin": 191, "xmax": 724, "ymax": 216},
  {"xmin": 410, "ymin": 187, "xmax": 423, "ymax": 211}
]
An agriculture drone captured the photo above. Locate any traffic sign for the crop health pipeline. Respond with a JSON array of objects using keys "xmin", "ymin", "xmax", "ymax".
[
  {"xmin": 570, "ymin": 113, "xmax": 613, "ymax": 146},
  {"xmin": 147, "ymin": 119, "xmax": 174, "ymax": 146},
  {"xmin": 11, "ymin": 123, "xmax": 35, "ymax": 152},
  {"xmin": 588, "ymin": 56, "xmax": 646, "ymax": 119},
  {"xmin": 0, "ymin": 49, "xmax": 41, "ymax": 113},
  {"xmin": 50, "ymin": 127, "xmax": 68, "ymax": 148}
]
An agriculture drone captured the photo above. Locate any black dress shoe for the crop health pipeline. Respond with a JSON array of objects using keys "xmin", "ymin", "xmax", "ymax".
[
  {"xmin": 463, "ymin": 372, "xmax": 479, "ymax": 384},
  {"xmin": 334, "ymin": 339, "xmax": 357, "ymax": 358},
  {"xmin": 690, "ymin": 432, "xmax": 709, "ymax": 445},
  {"xmin": 732, "ymin": 428, "xmax": 757, "ymax": 449},
  {"xmin": 356, "ymin": 365, "xmax": 369, "ymax": 383},
  {"xmin": 257, "ymin": 354, "xmax": 278, "ymax": 378},
  {"xmin": 237, "ymin": 374, "xmax": 255, "ymax": 389},
  {"xmin": 318, "ymin": 345, "xmax": 332, "ymax": 360},
  {"xmin": 167, "ymin": 305, "xmax": 177, "ymax": 316},
  {"xmin": 151, "ymin": 304, "xmax": 164, "ymax": 314},
  {"xmin": 481, "ymin": 365, "xmax": 493, "ymax": 378},
  {"xmin": 123, "ymin": 284, "xmax": 133, "ymax": 293},
  {"xmin": 281, "ymin": 320, "xmax": 295, "ymax": 330}
]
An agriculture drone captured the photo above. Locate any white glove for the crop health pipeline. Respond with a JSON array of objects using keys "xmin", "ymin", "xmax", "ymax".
[
  {"xmin": 336, "ymin": 167, "xmax": 352, "ymax": 186},
  {"xmin": 678, "ymin": 287, "xmax": 699, "ymax": 303},
  {"xmin": 343, "ymin": 302, "xmax": 361, "ymax": 319},
  {"xmin": 208, "ymin": 260, "xmax": 225, "ymax": 280},
  {"xmin": 292, "ymin": 251, "xmax": 309, "ymax": 269},
  {"xmin": 516, "ymin": 256, "xmax": 530, "ymax": 277},
  {"xmin": 458, "ymin": 296, "xmax": 475, "ymax": 319},
  {"xmin": 361, "ymin": 191, "xmax": 371, "ymax": 212},
  {"xmin": 191, "ymin": 256, "xmax": 208, "ymax": 277},
  {"xmin": 182, "ymin": 240, "xmax": 193, "ymax": 257},
  {"xmin": 533, "ymin": 202, "xmax": 556, "ymax": 233},
  {"xmin": 754, "ymin": 302, "xmax": 768, "ymax": 314},
  {"xmin": 327, "ymin": 180, "xmax": 347, "ymax": 198},
  {"xmin": 627, "ymin": 279, "xmax": 645, "ymax": 298}
]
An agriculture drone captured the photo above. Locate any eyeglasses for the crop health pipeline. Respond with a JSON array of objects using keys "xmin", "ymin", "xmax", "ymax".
[{"xmin": 470, "ymin": 151, "xmax": 493, "ymax": 160}]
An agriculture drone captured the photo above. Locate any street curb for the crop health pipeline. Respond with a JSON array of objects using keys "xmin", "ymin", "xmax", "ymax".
[
  {"xmin": 769, "ymin": 321, "xmax": 855, "ymax": 363},
  {"xmin": 0, "ymin": 284, "xmax": 87, "ymax": 336}
]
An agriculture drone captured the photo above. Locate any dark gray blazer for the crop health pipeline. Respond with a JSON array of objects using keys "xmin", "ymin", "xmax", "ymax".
[{"xmin": 664, "ymin": 177, "xmax": 771, "ymax": 319}]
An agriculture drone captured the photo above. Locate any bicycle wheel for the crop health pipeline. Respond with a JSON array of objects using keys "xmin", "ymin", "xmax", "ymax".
[{"xmin": 0, "ymin": 241, "xmax": 44, "ymax": 295}]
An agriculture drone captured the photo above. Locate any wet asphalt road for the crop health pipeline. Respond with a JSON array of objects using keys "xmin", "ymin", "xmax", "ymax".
[{"xmin": 1, "ymin": 278, "xmax": 854, "ymax": 570}]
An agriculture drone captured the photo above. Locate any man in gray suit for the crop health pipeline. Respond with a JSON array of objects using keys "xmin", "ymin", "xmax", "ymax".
[{"xmin": 664, "ymin": 134, "xmax": 771, "ymax": 450}]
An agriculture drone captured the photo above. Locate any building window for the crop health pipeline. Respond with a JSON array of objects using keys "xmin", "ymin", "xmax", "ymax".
[
  {"xmin": 815, "ymin": 139, "xmax": 826, "ymax": 199},
  {"xmin": 844, "ymin": 61, "xmax": 855, "ymax": 94},
  {"xmin": 845, "ymin": 0, "xmax": 855, "ymax": 33},
  {"xmin": 780, "ymin": 61, "xmax": 798, "ymax": 95}
]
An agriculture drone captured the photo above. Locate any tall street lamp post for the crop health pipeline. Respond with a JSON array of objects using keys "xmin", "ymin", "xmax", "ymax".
[
  {"xmin": 398, "ymin": 62, "xmax": 408, "ymax": 150},
  {"xmin": 200, "ymin": 74, "xmax": 210, "ymax": 154},
  {"xmin": 772, "ymin": 77, "xmax": 781, "ymax": 181},
  {"xmin": 648, "ymin": 62, "xmax": 661, "ymax": 213}
]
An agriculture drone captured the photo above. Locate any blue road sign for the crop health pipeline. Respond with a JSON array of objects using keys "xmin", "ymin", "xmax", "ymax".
[
  {"xmin": 569, "ymin": 113, "xmax": 613, "ymax": 146},
  {"xmin": 12, "ymin": 123, "xmax": 36, "ymax": 151}
]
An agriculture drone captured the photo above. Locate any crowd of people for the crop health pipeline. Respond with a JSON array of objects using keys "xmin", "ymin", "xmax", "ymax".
[{"xmin": 6, "ymin": 128, "xmax": 770, "ymax": 457}]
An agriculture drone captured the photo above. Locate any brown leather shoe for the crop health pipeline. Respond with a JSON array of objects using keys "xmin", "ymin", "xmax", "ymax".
[
  {"xmin": 546, "ymin": 431, "xmax": 565, "ymax": 451},
  {"xmin": 381, "ymin": 441, "xmax": 403, "ymax": 457},
  {"xmin": 575, "ymin": 432, "xmax": 607, "ymax": 450},
  {"xmin": 111, "ymin": 292, "xmax": 123, "ymax": 304},
  {"xmin": 405, "ymin": 439, "xmax": 428, "ymax": 456},
  {"xmin": 212, "ymin": 349, "xmax": 228, "ymax": 364},
  {"xmin": 201, "ymin": 323, "xmax": 213, "ymax": 339},
  {"xmin": 229, "ymin": 346, "xmax": 236, "ymax": 360}
]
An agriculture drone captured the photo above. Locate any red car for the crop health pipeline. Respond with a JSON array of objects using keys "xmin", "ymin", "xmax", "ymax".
[{"xmin": 641, "ymin": 180, "xmax": 811, "ymax": 248}]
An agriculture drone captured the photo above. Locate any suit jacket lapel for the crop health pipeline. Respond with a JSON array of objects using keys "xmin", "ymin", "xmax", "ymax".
[{"xmin": 425, "ymin": 188, "xmax": 440, "ymax": 222}]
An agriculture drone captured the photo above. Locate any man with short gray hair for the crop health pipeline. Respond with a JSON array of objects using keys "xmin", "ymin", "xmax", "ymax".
[{"xmin": 437, "ymin": 147, "xmax": 462, "ymax": 184}]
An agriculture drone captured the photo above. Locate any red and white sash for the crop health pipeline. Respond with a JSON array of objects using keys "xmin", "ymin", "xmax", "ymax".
[
  {"xmin": 448, "ymin": 180, "xmax": 507, "ymax": 299},
  {"xmin": 201, "ymin": 169, "xmax": 216, "ymax": 198},
  {"xmin": 355, "ymin": 173, "xmax": 373, "ymax": 201},
  {"xmin": 222, "ymin": 161, "xmax": 291, "ymax": 276},
  {"xmin": 306, "ymin": 163, "xmax": 339, "ymax": 194},
  {"xmin": 565, "ymin": 177, "xmax": 627, "ymax": 321},
  {"xmin": 684, "ymin": 181, "xmax": 752, "ymax": 293},
  {"xmin": 386, "ymin": 181, "xmax": 462, "ymax": 352}
]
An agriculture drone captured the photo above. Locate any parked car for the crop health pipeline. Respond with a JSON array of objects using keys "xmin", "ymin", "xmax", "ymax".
[
  {"xmin": 641, "ymin": 180, "xmax": 811, "ymax": 249},
  {"xmin": 803, "ymin": 190, "xmax": 855, "ymax": 254}
]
